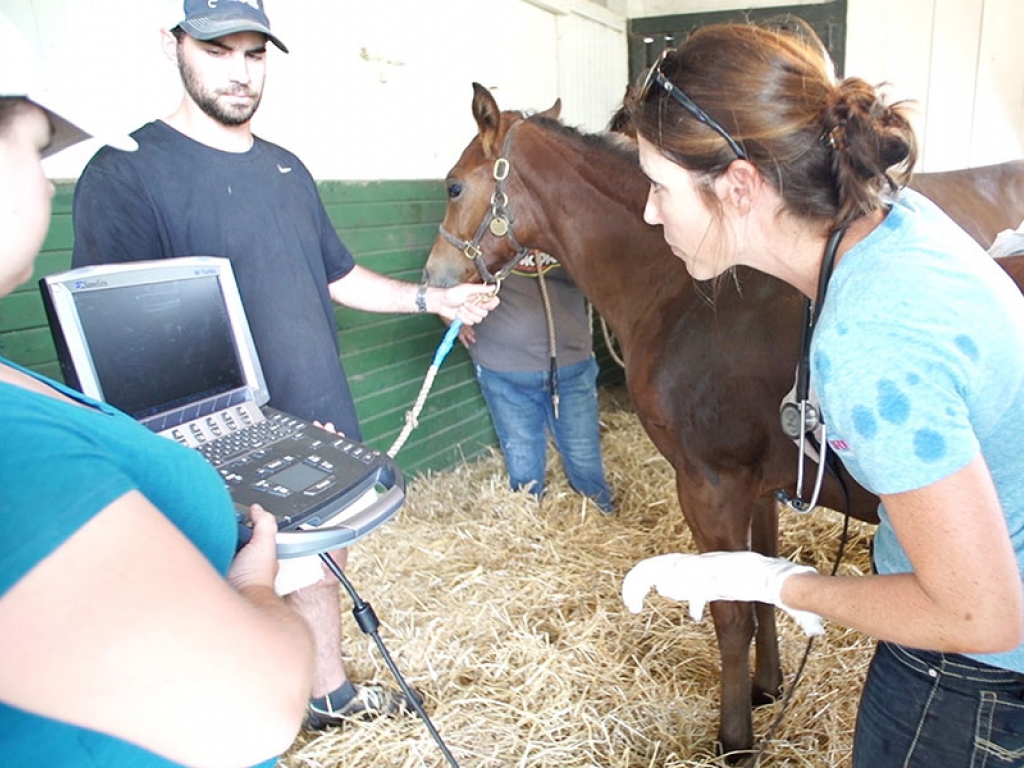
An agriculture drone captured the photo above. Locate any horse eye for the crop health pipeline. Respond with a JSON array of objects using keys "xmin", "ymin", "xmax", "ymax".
[{"xmin": 447, "ymin": 182, "xmax": 463, "ymax": 199}]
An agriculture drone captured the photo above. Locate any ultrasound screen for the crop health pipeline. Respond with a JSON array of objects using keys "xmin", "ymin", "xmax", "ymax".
[{"xmin": 73, "ymin": 277, "xmax": 245, "ymax": 419}]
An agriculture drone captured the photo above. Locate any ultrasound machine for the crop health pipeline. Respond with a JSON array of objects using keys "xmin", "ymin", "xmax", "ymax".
[{"xmin": 40, "ymin": 255, "xmax": 404, "ymax": 558}]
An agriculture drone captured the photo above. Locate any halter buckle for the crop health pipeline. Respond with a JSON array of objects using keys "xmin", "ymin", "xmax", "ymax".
[
  {"xmin": 462, "ymin": 243, "xmax": 482, "ymax": 261},
  {"xmin": 493, "ymin": 157, "xmax": 510, "ymax": 181}
]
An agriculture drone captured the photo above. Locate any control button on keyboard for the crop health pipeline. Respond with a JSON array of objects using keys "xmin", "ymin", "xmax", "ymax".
[{"xmin": 303, "ymin": 476, "xmax": 336, "ymax": 496}]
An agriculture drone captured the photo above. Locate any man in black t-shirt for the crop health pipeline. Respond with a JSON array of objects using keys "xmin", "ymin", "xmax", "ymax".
[{"xmin": 72, "ymin": 0, "xmax": 497, "ymax": 729}]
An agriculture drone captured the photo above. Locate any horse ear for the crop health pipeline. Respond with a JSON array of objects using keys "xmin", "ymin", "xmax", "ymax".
[
  {"xmin": 538, "ymin": 97, "xmax": 562, "ymax": 120},
  {"xmin": 471, "ymin": 82, "xmax": 501, "ymax": 158},
  {"xmin": 608, "ymin": 84, "xmax": 637, "ymax": 138}
]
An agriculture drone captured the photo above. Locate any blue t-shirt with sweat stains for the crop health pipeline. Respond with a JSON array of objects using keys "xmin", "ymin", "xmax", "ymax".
[{"xmin": 811, "ymin": 188, "xmax": 1024, "ymax": 673}]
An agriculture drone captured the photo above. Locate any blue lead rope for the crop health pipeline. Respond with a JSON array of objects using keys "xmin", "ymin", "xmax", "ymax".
[{"xmin": 433, "ymin": 318, "xmax": 463, "ymax": 367}]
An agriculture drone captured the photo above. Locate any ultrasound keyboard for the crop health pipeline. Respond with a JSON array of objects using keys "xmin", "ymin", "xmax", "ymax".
[{"xmin": 158, "ymin": 406, "xmax": 403, "ymax": 554}]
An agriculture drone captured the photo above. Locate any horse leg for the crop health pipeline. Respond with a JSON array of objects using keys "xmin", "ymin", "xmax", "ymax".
[
  {"xmin": 676, "ymin": 471, "xmax": 759, "ymax": 762},
  {"xmin": 750, "ymin": 496, "xmax": 782, "ymax": 706},
  {"xmin": 709, "ymin": 599, "xmax": 757, "ymax": 762}
]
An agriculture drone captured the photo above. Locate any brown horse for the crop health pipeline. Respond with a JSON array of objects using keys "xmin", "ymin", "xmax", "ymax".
[
  {"xmin": 424, "ymin": 83, "xmax": 1024, "ymax": 760},
  {"xmin": 910, "ymin": 162, "xmax": 1024, "ymax": 250}
]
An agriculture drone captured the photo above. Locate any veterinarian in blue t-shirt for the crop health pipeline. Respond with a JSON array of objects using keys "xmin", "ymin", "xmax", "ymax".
[{"xmin": 623, "ymin": 21, "xmax": 1024, "ymax": 767}]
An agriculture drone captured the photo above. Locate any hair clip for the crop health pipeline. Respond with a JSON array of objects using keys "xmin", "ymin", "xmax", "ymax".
[{"xmin": 821, "ymin": 123, "xmax": 848, "ymax": 152}]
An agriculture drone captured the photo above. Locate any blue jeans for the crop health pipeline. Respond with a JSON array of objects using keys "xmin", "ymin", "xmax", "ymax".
[
  {"xmin": 853, "ymin": 641, "xmax": 1024, "ymax": 767},
  {"xmin": 474, "ymin": 356, "xmax": 614, "ymax": 512}
]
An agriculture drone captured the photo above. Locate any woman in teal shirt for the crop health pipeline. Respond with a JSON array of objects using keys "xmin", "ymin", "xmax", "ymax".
[{"xmin": 0, "ymin": 17, "xmax": 314, "ymax": 767}]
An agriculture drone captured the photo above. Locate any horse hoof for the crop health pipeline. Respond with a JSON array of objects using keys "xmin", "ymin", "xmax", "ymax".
[
  {"xmin": 715, "ymin": 742, "xmax": 756, "ymax": 766},
  {"xmin": 751, "ymin": 686, "xmax": 781, "ymax": 708}
]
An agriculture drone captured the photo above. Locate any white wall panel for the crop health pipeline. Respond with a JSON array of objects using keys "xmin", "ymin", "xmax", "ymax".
[
  {"xmin": 555, "ymin": 11, "xmax": 629, "ymax": 131},
  {"xmin": 262, "ymin": 0, "xmax": 564, "ymax": 181},
  {"xmin": 968, "ymin": 0, "xmax": 1024, "ymax": 167},
  {"xmin": 16, "ymin": 0, "xmax": 1019, "ymax": 179},
  {"xmin": 921, "ymin": 0, "xmax": 983, "ymax": 169},
  {"xmin": 847, "ymin": 0, "xmax": 1022, "ymax": 170},
  {"xmin": 19, "ymin": 0, "xmax": 628, "ymax": 181},
  {"xmin": 841, "ymin": 0, "xmax": 934, "ymax": 162}
]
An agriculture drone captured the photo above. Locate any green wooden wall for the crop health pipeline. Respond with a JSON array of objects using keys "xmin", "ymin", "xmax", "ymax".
[
  {"xmin": 322, "ymin": 179, "xmax": 500, "ymax": 475},
  {"xmin": 0, "ymin": 179, "xmax": 624, "ymax": 479}
]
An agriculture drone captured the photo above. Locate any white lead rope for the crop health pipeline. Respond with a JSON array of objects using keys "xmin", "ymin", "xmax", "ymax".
[{"xmin": 387, "ymin": 318, "xmax": 464, "ymax": 458}]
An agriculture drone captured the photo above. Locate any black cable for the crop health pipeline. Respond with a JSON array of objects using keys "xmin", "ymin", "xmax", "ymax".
[{"xmin": 318, "ymin": 552, "xmax": 460, "ymax": 768}]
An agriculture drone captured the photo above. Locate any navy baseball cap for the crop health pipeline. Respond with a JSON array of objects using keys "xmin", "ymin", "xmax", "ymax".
[{"xmin": 176, "ymin": 0, "xmax": 288, "ymax": 53}]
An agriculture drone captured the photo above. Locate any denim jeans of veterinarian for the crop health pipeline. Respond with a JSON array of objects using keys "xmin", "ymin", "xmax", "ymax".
[
  {"xmin": 474, "ymin": 356, "xmax": 614, "ymax": 512},
  {"xmin": 853, "ymin": 640, "xmax": 1024, "ymax": 767}
]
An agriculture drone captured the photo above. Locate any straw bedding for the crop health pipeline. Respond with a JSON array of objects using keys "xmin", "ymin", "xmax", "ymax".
[{"xmin": 280, "ymin": 388, "xmax": 877, "ymax": 767}]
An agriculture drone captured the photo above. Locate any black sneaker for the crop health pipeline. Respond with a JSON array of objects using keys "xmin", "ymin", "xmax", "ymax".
[{"xmin": 305, "ymin": 683, "xmax": 424, "ymax": 729}]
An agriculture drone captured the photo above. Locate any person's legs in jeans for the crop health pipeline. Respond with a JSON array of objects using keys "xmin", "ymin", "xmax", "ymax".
[
  {"xmin": 547, "ymin": 356, "xmax": 614, "ymax": 512},
  {"xmin": 853, "ymin": 640, "xmax": 1024, "ymax": 767},
  {"xmin": 475, "ymin": 363, "xmax": 549, "ymax": 497}
]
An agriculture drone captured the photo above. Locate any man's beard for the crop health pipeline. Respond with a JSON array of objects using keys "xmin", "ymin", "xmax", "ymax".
[{"xmin": 178, "ymin": 56, "xmax": 262, "ymax": 127}]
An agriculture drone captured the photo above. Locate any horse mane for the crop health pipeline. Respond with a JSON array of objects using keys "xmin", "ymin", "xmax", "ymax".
[
  {"xmin": 524, "ymin": 111, "xmax": 734, "ymax": 309},
  {"xmin": 526, "ymin": 113, "xmax": 639, "ymax": 166}
]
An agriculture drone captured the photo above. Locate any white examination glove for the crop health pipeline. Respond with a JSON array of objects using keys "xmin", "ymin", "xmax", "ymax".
[{"xmin": 622, "ymin": 551, "xmax": 825, "ymax": 636}]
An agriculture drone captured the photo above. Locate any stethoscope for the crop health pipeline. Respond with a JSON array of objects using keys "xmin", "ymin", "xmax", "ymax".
[{"xmin": 775, "ymin": 226, "xmax": 847, "ymax": 514}]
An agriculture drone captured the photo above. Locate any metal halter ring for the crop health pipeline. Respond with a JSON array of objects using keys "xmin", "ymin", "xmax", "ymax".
[{"xmin": 493, "ymin": 157, "xmax": 510, "ymax": 181}]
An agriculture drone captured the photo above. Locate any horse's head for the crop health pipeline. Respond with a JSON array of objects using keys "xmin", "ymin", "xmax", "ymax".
[
  {"xmin": 424, "ymin": 83, "xmax": 561, "ymax": 288},
  {"xmin": 607, "ymin": 83, "xmax": 638, "ymax": 139}
]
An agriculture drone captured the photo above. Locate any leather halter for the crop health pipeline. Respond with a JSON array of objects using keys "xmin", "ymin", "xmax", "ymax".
[{"xmin": 436, "ymin": 119, "xmax": 533, "ymax": 285}]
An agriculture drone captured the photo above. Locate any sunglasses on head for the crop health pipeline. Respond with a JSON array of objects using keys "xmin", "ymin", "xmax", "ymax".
[{"xmin": 639, "ymin": 48, "xmax": 749, "ymax": 162}]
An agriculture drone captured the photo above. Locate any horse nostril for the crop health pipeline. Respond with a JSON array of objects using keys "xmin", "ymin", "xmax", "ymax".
[{"xmin": 423, "ymin": 265, "xmax": 457, "ymax": 289}]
